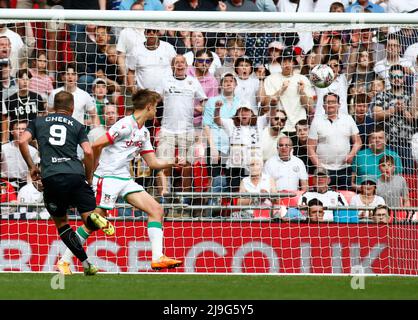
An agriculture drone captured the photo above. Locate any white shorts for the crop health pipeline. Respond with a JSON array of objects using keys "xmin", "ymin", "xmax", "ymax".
[{"xmin": 93, "ymin": 175, "xmax": 144, "ymax": 210}]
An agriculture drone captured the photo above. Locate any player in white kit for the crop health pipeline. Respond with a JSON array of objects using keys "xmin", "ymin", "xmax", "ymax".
[{"xmin": 58, "ymin": 89, "xmax": 182, "ymax": 272}]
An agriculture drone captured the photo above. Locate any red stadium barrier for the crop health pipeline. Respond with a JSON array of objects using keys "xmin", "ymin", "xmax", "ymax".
[{"xmin": 1, "ymin": 220, "xmax": 418, "ymax": 274}]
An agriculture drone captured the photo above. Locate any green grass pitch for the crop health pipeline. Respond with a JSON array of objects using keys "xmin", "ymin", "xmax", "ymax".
[{"xmin": 1, "ymin": 273, "xmax": 418, "ymax": 300}]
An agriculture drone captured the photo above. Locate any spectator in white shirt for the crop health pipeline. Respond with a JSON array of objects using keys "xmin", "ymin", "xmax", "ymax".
[
  {"xmin": 48, "ymin": 63, "xmax": 99, "ymax": 128},
  {"xmin": 155, "ymin": 55, "xmax": 207, "ymax": 199},
  {"xmin": 1, "ymin": 121, "xmax": 39, "ymax": 191},
  {"xmin": 234, "ymin": 56, "xmax": 260, "ymax": 109},
  {"xmin": 262, "ymin": 47, "xmax": 315, "ymax": 135},
  {"xmin": 18, "ymin": 180, "xmax": 50, "ymax": 219},
  {"xmin": 308, "ymin": 93, "xmax": 362, "ymax": 190},
  {"xmin": 126, "ymin": 29, "xmax": 177, "ymax": 95},
  {"xmin": 299, "ymin": 167, "xmax": 349, "ymax": 221},
  {"xmin": 374, "ymin": 35, "xmax": 414, "ymax": 90},
  {"xmin": 264, "ymin": 135, "xmax": 308, "ymax": 192}
]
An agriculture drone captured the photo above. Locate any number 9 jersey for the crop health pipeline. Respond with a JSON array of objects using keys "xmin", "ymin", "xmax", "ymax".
[{"xmin": 25, "ymin": 114, "xmax": 88, "ymax": 179}]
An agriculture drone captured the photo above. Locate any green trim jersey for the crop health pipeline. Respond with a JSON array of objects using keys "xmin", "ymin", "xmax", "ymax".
[
  {"xmin": 26, "ymin": 114, "xmax": 88, "ymax": 179},
  {"xmin": 94, "ymin": 115, "xmax": 154, "ymax": 178}
]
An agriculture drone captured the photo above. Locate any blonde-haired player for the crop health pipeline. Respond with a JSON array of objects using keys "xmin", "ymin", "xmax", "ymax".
[{"xmin": 57, "ymin": 89, "xmax": 182, "ymax": 274}]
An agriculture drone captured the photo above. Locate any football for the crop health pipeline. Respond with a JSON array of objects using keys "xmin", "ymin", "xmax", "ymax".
[{"xmin": 309, "ymin": 64, "xmax": 334, "ymax": 88}]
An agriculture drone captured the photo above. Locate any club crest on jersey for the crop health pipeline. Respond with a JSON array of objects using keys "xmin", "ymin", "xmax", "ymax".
[{"xmin": 104, "ymin": 194, "xmax": 111, "ymax": 204}]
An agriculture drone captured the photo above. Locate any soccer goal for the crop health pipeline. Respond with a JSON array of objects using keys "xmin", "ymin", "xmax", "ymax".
[{"xmin": 0, "ymin": 9, "xmax": 418, "ymax": 275}]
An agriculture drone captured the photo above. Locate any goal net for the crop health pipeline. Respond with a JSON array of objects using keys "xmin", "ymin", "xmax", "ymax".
[{"xmin": 1, "ymin": 9, "xmax": 418, "ymax": 275}]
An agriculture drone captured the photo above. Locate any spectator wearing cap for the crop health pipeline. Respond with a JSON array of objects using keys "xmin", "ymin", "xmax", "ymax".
[
  {"xmin": 350, "ymin": 175, "xmax": 385, "ymax": 220},
  {"xmin": 308, "ymin": 93, "xmax": 362, "ymax": 190},
  {"xmin": 224, "ymin": 0, "xmax": 260, "ymax": 11},
  {"xmin": 183, "ymin": 31, "xmax": 222, "ymax": 76},
  {"xmin": 351, "ymin": 124, "xmax": 403, "ymax": 192},
  {"xmin": 214, "ymin": 100, "xmax": 268, "ymax": 192},
  {"xmin": 234, "ymin": 56, "xmax": 260, "ymax": 109},
  {"xmin": 345, "ymin": 0, "xmax": 384, "ymax": 13},
  {"xmin": 263, "ymin": 135, "xmax": 308, "ymax": 192},
  {"xmin": 265, "ymin": 41, "xmax": 284, "ymax": 74},
  {"xmin": 262, "ymin": 46, "xmax": 315, "ymax": 135},
  {"xmin": 203, "ymin": 72, "xmax": 242, "ymax": 196},
  {"xmin": 298, "ymin": 167, "xmax": 349, "ymax": 221}
]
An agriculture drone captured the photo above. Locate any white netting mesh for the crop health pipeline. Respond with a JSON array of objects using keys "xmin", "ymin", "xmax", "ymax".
[{"xmin": 0, "ymin": 10, "xmax": 418, "ymax": 274}]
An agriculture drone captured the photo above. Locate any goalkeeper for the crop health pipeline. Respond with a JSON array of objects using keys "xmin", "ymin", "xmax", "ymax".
[{"xmin": 57, "ymin": 89, "xmax": 183, "ymax": 274}]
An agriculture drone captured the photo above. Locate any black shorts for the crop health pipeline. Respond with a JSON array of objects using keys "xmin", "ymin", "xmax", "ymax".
[{"xmin": 42, "ymin": 173, "xmax": 96, "ymax": 217}]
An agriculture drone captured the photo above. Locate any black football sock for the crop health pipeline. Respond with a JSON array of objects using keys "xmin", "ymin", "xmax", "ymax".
[{"xmin": 58, "ymin": 224, "xmax": 88, "ymax": 263}]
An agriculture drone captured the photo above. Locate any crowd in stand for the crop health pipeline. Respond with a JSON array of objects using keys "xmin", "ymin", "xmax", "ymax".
[{"xmin": 1, "ymin": 0, "xmax": 418, "ymax": 222}]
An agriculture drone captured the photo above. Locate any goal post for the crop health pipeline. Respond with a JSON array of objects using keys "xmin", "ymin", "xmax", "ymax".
[{"xmin": 0, "ymin": 9, "xmax": 418, "ymax": 275}]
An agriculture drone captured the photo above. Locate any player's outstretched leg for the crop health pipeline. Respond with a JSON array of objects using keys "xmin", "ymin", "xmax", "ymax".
[
  {"xmin": 56, "ymin": 260, "xmax": 73, "ymax": 275},
  {"xmin": 56, "ymin": 221, "xmax": 98, "ymax": 276},
  {"xmin": 151, "ymin": 255, "xmax": 183, "ymax": 271},
  {"xmin": 126, "ymin": 192, "xmax": 183, "ymax": 270},
  {"xmin": 89, "ymin": 211, "xmax": 115, "ymax": 236},
  {"xmin": 83, "ymin": 261, "xmax": 99, "ymax": 276}
]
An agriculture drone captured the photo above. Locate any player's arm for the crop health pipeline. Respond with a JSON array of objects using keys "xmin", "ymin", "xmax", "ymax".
[
  {"xmin": 92, "ymin": 134, "xmax": 111, "ymax": 171},
  {"xmin": 81, "ymin": 141, "xmax": 94, "ymax": 185},
  {"xmin": 18, "ymin": 130, "xmax": 41, "ymax": 181},
  {"xmin": 142, "ymin": 151, "xmax": 182, "ymax": 170}
]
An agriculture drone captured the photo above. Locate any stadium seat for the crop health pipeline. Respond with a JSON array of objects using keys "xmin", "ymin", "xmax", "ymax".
[
  {"xmin": 278, "ymin": 190, "xmax": 303, "ymax": 207},
  {"xmin": 308, "ymin": 175, "xmax": 315, "ymax": 187}
]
